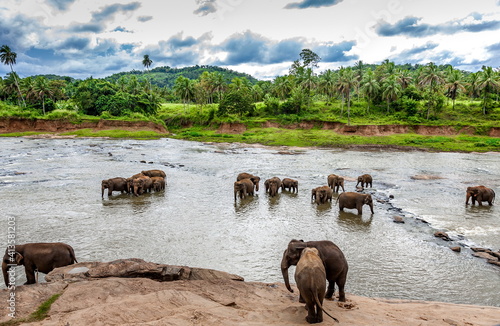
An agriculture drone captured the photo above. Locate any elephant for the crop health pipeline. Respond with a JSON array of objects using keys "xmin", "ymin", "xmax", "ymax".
[
  {"xmin": 466, "ymin": 185, "xmax": 495, "ymax": 206},
  {"xmin": 126, "ymin": 173, "xmax": 145, "ymax": 193},
  {"xmin": 151, "ymin": 176, "xmax": 166, "ymax": 192},
  {"xmin": 295, "ymin": 247, "xmax": 339, "ymax": 324},
  {"xmin": 281, "ymin": 239, "xmax": 348, "ymax": 302},
  {"xmin": 264, "ymin": 177, "xmax": 282, "ymax": 197},
  {"xmin": 132, "ymin": 175, "xmax": 153, "ymax": 196},
  {"xmin": 281, "ymin": 178, "xmax": 298, "ymax": 193},
  {"xmin": 337, "ymin": 192, "xmax": 374, "ymax": 215},
  {"xmin": 356, "ymin": 174, "xmax": 373, "ymax": 188},
  {"xmin": 101, "ymin": 177, "xmax": 129, "ymax": 198},
  {"xmin": 313, "ymin": 186, "xmax": 333, "ymax": 205},
  {"xmin": 327, "ymin": 174, "xmax": 345, "ymax": 192},
  {"xmin": 141, "ymin": 169, "xmax": 166, "ymax": 178},
  {"xmin": 234, "ymin": 178, "xmax": 255, "ymax": 201},
  {"xmin": 3, "ymin": 242, "xmax": 77, "ymax": 287},
  {"xmin": 237, "ymin": 173, "xmax": 261, "ymax": 192}
]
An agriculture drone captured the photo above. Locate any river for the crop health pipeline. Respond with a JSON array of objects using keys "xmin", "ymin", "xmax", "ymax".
[{"xmin": 0, "ymin": 137, "xmax": 499, "ymax": 307}]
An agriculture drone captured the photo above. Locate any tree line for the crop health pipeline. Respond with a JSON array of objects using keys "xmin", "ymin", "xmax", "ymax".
[{"xmin": 1, "ymin": 45, "xmax": 499, "ymax": 124}]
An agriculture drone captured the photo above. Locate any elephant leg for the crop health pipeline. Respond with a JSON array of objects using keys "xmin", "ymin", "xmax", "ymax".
[
  {"xmin": 24, "ymin": 265, "xmax": 37, "ymax": 284},
  {"xmin": 337, "ymin": 280, "xmax": 346, "ymax": 302},
  {"xmin": 299, "ymin": 294, "xmax": 305, "ymax": 303},
  {"xmin": 325, "ymin": 281, "xmax": 335, "ymax": 299},
  {"xmin": 305, "ymin": 302, "xmax": 317, "ymax": 324}
]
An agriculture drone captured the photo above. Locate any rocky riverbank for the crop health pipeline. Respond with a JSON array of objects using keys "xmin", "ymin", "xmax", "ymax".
[{"xmin": 2, "ymin": 259, "xmax": 499, "ymax": 326}]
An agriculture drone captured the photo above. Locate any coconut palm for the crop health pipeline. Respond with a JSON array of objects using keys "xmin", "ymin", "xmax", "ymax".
[
  {"xmin": 174, "ymin": 75, "xmax": 194, "ymax": 111},
  {"xmin": 444, "ymin": 67, "xmax": 466, "ymax": 110},
  {"xmin": 142, "ymin": 54, "xmax": 153, "ymax": 71},
  {"xmin": 360, "ymin": 69, "xmax": 380, "ymax": 114},
  {"xmin": 418, "ymin": 62, "xmax": 445, "ymax": 119},
  {"xmin": 318, "ymin": 69, "xmax": 337, "ymax": 104},
  {"xmin": 477, "ymin": 65, "xmax": 500, "ymax": 115},
  {"xmin": 336, "ymin": 67, "xmax": 358, "ymax": 125},
  {"xmin": 0, "ymin": 45, "xmax": 25, "ymax": 106},
  {"xmin": 381, "ymin": 74, "xmax": 402, "ymax": 113},
  {"xmin": 32, "ymin": 76, "xmax": 54, "ymax": 114}
]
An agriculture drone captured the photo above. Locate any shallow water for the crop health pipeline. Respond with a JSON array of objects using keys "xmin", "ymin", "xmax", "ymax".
[{"xmin": 0, "ymin": 137, "xmax": 499, "ymax": 307}]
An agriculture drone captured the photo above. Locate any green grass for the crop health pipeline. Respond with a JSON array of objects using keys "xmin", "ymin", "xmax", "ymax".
[{"xmin": 0, "ymin": 293, "xmax": 61, "ymax": 326}]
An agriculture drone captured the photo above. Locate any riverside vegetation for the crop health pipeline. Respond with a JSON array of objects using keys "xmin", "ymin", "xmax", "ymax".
[{"xmin": 0, "ymin": 46, "xmax": 499, "ymax": 151}]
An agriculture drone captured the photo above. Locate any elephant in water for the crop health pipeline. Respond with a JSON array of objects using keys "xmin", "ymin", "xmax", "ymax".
[
  {"xmin": 237, "ymin": 173, "xmax": 260, "ymax": 192},
  {"xmin": 101, "ymin": 177, "xmax": 129, "ymax": 198},
  {"xmin": 141, "ymin": 169, "xmax": 166, "ymax": 178},
  {"xmin": 264, "ymin": 177, "xmax": 282, "ymax": 197},
  {"xmin": 281, "ymin": 239, "xmax": 348, "ymax": 302},
  {"xmin": 281, "ymin": 178, "xmax": 298, "ymax": 193},
  {"xmin": 356, "ymin": 174, "xmax": 373, "ymax": 188},
  {"xmin": 234, "ymin": 178, "xmax": 254, "ymax": 201},
  {"xmin": 466, "ymin": 185, "xmax": 495, "ymax": 206},
  {"xmin": 3, "ymin": 242, "xmax": 77, "ymax": 287},
  {"xmin": 312, "ymin": 186, "xmax": 333, "ymax": 205},
  {"xmin": 327, "ymin": 174, "xmax": 345, "ymax": 192},
  {"xmin": 132, "ymin": 175, "xmax": 152, "ymax": 196},
  {"xmin": 337, "ymin": 192, "xmax": 374, "ymax": 215}
]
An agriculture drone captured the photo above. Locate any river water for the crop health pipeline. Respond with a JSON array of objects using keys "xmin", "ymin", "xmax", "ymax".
[{"xmin": 0, "ymin": 137, "xmax": 499, "ymax": 307}]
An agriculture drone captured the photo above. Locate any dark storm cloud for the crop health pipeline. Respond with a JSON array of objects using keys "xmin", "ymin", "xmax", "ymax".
[
  {"xmin": 69, "ymin": 2, "xmax": 141, "ymax": 33},
  {"xmin": 267, "ymin": 39, "xmax": 303, "ymax": 64},
  {"xmin": 376, "ymin": 15, "xmax": 500, "ymax": 38},
  {"xmin": 0, "ymin": 13, "xmax": 46, "ymax": 50},
  {"xmin": 193, "ymin": 0, "xmax": 217, "ymax": 16},
  {"xmin": 58, "ymin": 36, "xmax": 91, "ymax": 50},
  {"xmin": 217, "ymin": 31, "xmax": 267, "ymax": 65},
  {"xmin": 315, "ymin": 40, "xmax": 357, "ymax": 62},
  {"xmin": 167, "ymin": 33, "xmax": 199, "ymax": 48},
  {"xmin": 46, "ymin": 0, "xmax": 76, "ymax": 11},
  {"xmin": 284, "ymin": 0, "xmax": 343, "ymax": 9}
]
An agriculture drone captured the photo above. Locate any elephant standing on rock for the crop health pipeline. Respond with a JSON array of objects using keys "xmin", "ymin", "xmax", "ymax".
[
  {"xmin": 312, "ymin": 186, "xmax": 333, "ymax": 205},
  {"xmin": 327, "ymin": 174, "xmax": 345, "ymax": 192},
  {"xmin": 265, "ymin": 177, "xmax": 282, "ymax": 197},
  {"xmin": 466, "ymin": 186, "xmax": 495, "ymax": 206},
  {"xmin": 337, "ymin": 192, "xmax": 374, "ymax": 215},
  {"xmin": 295, "ymin": 247, "xmax": 339, "ymax": 324},
  {"xmin": 237, "ymin": 173, "xmax": 261, "ymax": 192},
  {"xmin": 234, "ymin": 178, "xmax": 254, "ymax": 201},
  {"xmin": 3, "ymin": 242, "xmax": 77, "ymax": 287},
  {"xmin": 356, "ymin": 174, "xmax": 373, "ymax": 188},
  {"xmin": 132, "ymin": 175, "xmax": 152, "ymax": 196},
  {"xmin": 281, "ymin": 178, "xmax": 298, "ymax": 193},
  {"xmin": 281, "ymin": 239, "xmax": 348, "ymax": 302},
  {"xmin": 101, "ymin": 177, "xmax": 129, "ymax": 198},
  {"xmin": 141, "ymin": 170, "xmax": 166, "ymax": 178}
]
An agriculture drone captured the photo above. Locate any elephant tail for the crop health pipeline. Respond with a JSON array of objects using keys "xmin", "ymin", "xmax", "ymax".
[
  {"xmin": 68, "ymin": 246, "xmax": 78, "ymax": 264},
  {"xmin": 313, "ymin": 291, "xmax": 339, "ymax": 323}
]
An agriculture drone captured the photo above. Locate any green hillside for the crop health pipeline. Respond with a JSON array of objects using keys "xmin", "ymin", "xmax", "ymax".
[{"xmin": 105, "ymin": 65, "xmax": 259, "ymax": 88}]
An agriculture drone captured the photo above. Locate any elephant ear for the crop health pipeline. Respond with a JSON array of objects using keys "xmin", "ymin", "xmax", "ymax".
[{"xmin": 15, "ymin": 252, "xmax": 23, "ymax": 265}]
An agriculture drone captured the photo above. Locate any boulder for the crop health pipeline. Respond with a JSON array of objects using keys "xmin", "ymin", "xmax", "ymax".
[
  {"xmin": 434, "ymin": 231, "xmax": 451, "ymax": 241},
  {"xmin": 450, "ymin": 247, "xmax": 461, "ymax": 253},
  {"xmin": 393, "ymin": 216, "xmax": 405, "ymax": 224}
]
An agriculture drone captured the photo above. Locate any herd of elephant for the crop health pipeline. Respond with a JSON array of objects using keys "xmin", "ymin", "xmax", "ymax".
[
  {"xmin": 101, "ymin": 169, "xmax": 167, "ymax": 197},
  {"xmin": 3, "ymin": 169, "xmax": 495, "ymax": 324},
  {"xmin": 234, "ymin": 172, "xmax": 376, "ymax": 215}
]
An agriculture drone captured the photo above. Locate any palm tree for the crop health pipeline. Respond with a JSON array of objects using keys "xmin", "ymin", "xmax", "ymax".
[
  {"xmin": 418, "ymin": 62, "xmax": 445, "ymax": 119},
  {"xmin": 0, "ymin": 45, "xmax": 25, "ymax": 107},
  {"xmin": 381, "ymin": 74, "xmax": 402, "ymax": 113},
  {"xmin": 272, "ymin": 76, "xmax": 292, "ymax": 100},
  {"xmin": 174, "ymin": 76, "xmax": 194, "ymax": 111},
  {"xmin": 318, "ymin": 69, "xmax": 337, "ymax": 104},
  {"xmin": 33, "ymin": 76, "xmax": 54, "ymax": 114},
  {"xmin": 142, "ymin": 54, "xmax": 153, "ymax": 71},
  {"xmin": 444, "ymin": 67, "xmax": 466, "ymax": 110},
  {"xmin": 477, "ymin": 66, "xmax": 500, "ymax": 114},
  {"xmin": 337, "ymin": 67, "xmax": 358, "ymax": 125},
  {"xmin": 466, "ymin": 72, "xmax": 480, "ymax": 100},
  {"xmin": 360, "ymin": 69, "xmax": 380, "ymax": 114}
]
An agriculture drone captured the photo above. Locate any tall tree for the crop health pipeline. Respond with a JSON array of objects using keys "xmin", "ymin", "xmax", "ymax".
[
  {"xmin": 337, "ymin": 67, "xmax": 358, "ymax": 125},
  {"xmin": 318, "ymin": 69, "xmax": 337, "ymax": 104},
  {"xmin": 0, "ymin": 45, "xmax": 25, "ymax": 107},
  {"xmin": 360, "ymin": 69, "xmax": 380, "ymax": 114},
  {"xmin": 418, "ymin": 62, "xmax": 445, "ymax": 119},
  {"xmin": 477, "ymin": 65, "xmax": 500, "ymax": 115},
  {"xmin": 444, "ymin": 67, "xmax": 466, "ymax": 110},
  {"xmin": 382, "ymin": 74, "xmax": 402, "ymax": 113},
  {"xmin": 142, "ymin": 54, "xmax": 153, "ymax": 71},
  {"xmin": 174, "ymin": 76, "xmax": 194, "ymax": 111}
]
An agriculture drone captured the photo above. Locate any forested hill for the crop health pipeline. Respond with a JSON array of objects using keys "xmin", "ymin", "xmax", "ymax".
[{"xmin": 105, "ymin": 65, "xmax": 259, "ymax": 88}]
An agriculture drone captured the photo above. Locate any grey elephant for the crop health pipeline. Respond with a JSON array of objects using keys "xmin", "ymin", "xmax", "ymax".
[
  {"xmin": 126, "ymin": 173, "xmax": 145, "ymax": 193},
  {"xmin": 101, "ymin": 177, "xmax": 129, "ymax": 198},
  {"xmin": 327, "ymin": 174, "xmax": 345, "ymax": 192},
  {"xmin": 3, "ymin": 242, "xmax": 77, "ymax": 287},
  {"xmin": 295, "ymin": 247, "xmax": 339, "ymax": 324},
  {"xmin": 281, "ymin": 239, "xmax": 348, "ymax": 302},
  {"xmin": 264, "ymin": 177, "xmax": 282, "ymax": 197},
  {"xmin": 237, "ymin": 173, "xmax": 261, "ymax": 192},
  {"xmin": 356, "ymin": 174, "xmax": 373, "ymax": 188},
  {"xmin": 151, "ymin": 176, "xmax": 166, "ymax": 192},
  {"xmin": 132, "ymin": 175, "xmax": 152, "ymax": 196},
  {"xmin": 313, "ymin": 186, "xmax": 333, "ymax": 205},
  {"xmin": 466, "ymin": 185, "xmax": 495, "ymax": 206},
  {"xmin": 234, "ymin": 178, "xmax": 254, "ymax": 201},
  {"xmin": 337, "ymin": 191, "xmax": 374, "ymax": 215},
  {"xmin": 141, "ymin": 169, "xmax": 166, "ymax": 178},
  {"xmin": 281, "ymin": 178, "xmax": 298, "ymax": 193}
]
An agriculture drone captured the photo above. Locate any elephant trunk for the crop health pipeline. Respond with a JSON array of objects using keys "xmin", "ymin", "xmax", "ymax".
[
  {"xmin": 369, "ymin": 202, "xmax": 374, "ymax": 214},
  {"xmin": 465, "ymin": 192, "xmax": 471, "ymax": 205},
  {"xmin": 2, "ymin": 261, "xmax": 10, "ymax": 287},
  {"xmin": 101, "ymin": 186, "xmax": 105, "ymax": 198},
  {"xmin": 281, "ymin": 252, "xmax": 293, "ymax": 293}
]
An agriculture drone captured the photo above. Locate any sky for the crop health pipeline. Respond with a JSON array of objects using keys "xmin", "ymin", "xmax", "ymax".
[{"xmin": 1, "ymin": 0, "xmax": 500, "ymax": 80}]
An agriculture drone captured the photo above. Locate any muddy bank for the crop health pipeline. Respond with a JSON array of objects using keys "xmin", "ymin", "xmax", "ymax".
[
  {"xmin": 2, "ymin": 260, "xmax": 499, "ymax": 326},
  {"xmin": 0, "ymin": 118, "xmax": 168, "ymax": 134},
  {"xmin": 218, "ymin": 121, "xmax": 500, "ymax": 137}
]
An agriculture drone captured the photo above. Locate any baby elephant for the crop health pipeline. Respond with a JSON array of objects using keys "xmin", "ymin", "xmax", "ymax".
[
  {"xmin": 295, "ymin": 247, "xmax": 339, "ymax": 324},
  {"xmin": 101, "ymin": 177, "xmax": 129, "ymax": 198}
]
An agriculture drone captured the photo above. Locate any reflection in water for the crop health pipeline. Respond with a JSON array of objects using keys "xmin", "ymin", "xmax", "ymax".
[
  {"xmin": 337, "ymin": 211, "xmax": 373, "ymax": 232},
  {"xmin": 0, "ymin": 138, "xmax": 499, "ymax": 307}
]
